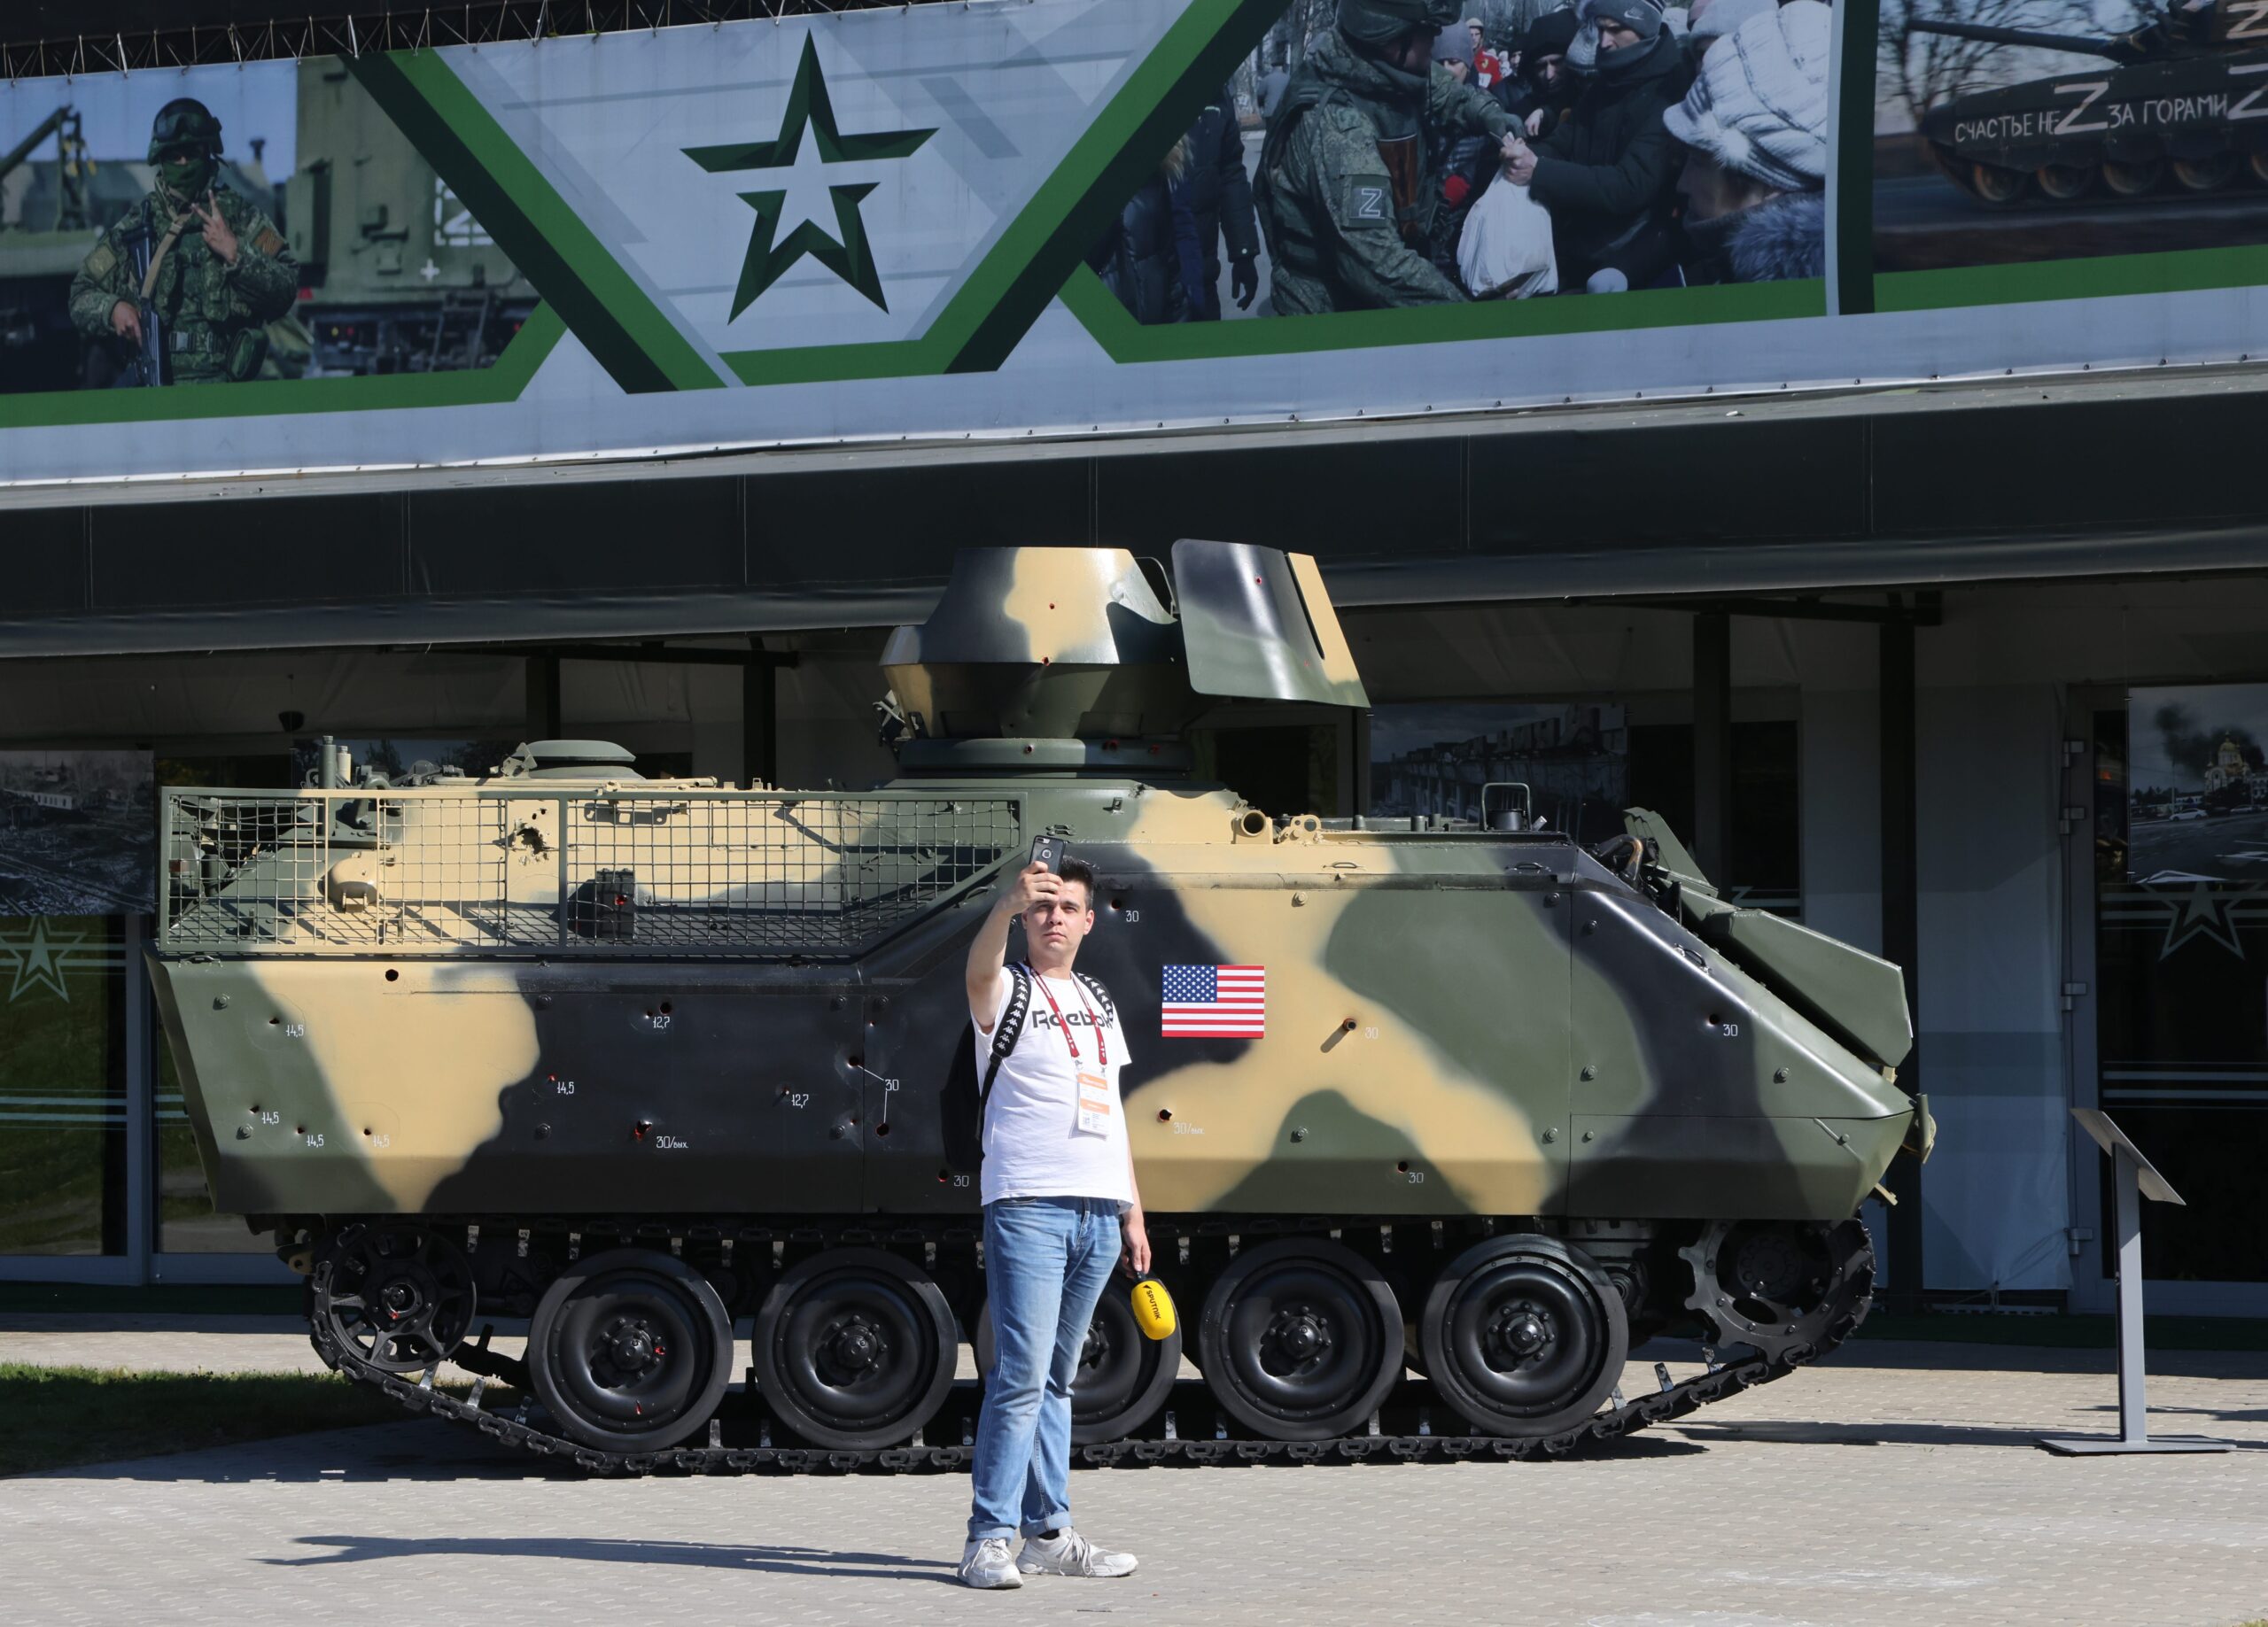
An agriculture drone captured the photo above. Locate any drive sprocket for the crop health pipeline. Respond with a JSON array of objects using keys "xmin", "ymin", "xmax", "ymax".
[{"xmin": 1679, "ymin": 1219, "xmax": 1873, "ymax": 1366}]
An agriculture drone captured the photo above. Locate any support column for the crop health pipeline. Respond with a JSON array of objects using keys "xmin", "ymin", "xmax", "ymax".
[
  {"xmin": 1693, "ymin": 611, "xmax": 1732, "ymax": 881},
  {"xmin": 743, "ymin": 640, "xmax": 778, "ymax": 788},
  {"xmin": 122, "ymin": 914, "xmax": 150, "ymax": 1278},
  {"xmin": 1879, "ymin": 609, "xmax": 1925, "ymax": 1306},
  {"xmin": 526, "ymin": 654, "xmax": 562, "ymax": 741}
]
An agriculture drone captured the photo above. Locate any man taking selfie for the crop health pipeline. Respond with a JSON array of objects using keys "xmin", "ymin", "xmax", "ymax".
[{"xmin": 957, "ymin": 855, "xmax": 1150, "ymax": 1589}]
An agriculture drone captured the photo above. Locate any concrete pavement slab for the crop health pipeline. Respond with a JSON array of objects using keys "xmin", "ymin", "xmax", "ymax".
[{"xmin": 1, "ymin": 1337, "xmax": 2263, "ymax": 1627}]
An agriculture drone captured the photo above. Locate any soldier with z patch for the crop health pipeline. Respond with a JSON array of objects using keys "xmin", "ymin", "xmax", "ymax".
[{"xmin": 1256, "ymin": 0, "xmax": 1518, "ymax": 312}]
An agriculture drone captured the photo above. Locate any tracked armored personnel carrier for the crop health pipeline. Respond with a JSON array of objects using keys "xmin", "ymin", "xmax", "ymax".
[
  {"xmin": 152, "ymin": 542, "xmax": 1929, "ymax": 1473},
  {"xmin": 1912, "ymin": 5, "xmax": 2268, "ymax": 204}
]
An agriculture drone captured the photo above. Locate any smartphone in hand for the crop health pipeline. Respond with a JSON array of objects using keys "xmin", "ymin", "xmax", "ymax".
[{"xmin": 1029, "ymin": 835, "xmax": 1063, "ymax": 873}]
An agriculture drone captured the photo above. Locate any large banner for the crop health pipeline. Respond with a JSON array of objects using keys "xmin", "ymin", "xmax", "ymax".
[{"xmin": 0, "ymin": 0, "xmax": 2264, "ymax": 488}]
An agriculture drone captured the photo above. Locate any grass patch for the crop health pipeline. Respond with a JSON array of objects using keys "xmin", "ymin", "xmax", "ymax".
[{"xmin": 0, "ymin": 1362, "xmax": 427, "ymax": 1476}]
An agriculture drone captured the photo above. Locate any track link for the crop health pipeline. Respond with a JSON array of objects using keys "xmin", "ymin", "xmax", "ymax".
[{"xmin": 310, "ymin": 1229, "xmax": 1874, "ymax": 1476}]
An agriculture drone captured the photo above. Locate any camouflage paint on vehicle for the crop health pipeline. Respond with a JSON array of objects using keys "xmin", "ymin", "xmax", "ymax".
[{"xmin": 151, "ymin": 542, "xmax": 1918, "ymax": 1235}]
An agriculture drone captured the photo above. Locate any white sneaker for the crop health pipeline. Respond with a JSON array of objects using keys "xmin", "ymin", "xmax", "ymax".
[
  {"xmin": 1017, "ymin": 1530, "xmax": 1138, "ymax": 1578},
  {"xmin": 958, "ymin": 1538, "xmax": 1022, "ymax": 1589}
]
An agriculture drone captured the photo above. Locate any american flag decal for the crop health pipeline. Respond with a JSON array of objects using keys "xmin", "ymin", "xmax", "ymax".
[{"xmin": 1161, "ymin": 965, "xmax": 1266, "ymax": 1037}]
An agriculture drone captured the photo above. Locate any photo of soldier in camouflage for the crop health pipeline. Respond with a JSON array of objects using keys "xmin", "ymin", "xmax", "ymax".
[
  {"xmin": 68, "ymin": 98, "xmax": 299, "ymax": 387},
  {"xmin": 2, "ymin": 58, "xmax": 532, "ymax": 394}
]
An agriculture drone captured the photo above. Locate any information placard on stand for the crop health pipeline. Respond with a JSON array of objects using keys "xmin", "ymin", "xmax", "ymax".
[{"xmin": 2039, "ymin": 1110, "xmax": 2231, "ymax": 1457}]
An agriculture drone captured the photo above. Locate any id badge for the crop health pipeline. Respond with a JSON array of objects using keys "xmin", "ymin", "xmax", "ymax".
[{"xmin": 1075, "ymin": 1071, "xmax": 1113, "ymax": 1136}]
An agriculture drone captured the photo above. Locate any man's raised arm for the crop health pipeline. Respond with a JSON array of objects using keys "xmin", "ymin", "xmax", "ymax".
[{"xmin": 967, "ymin": 862, "xmax": 1052, "ymax": 1030}]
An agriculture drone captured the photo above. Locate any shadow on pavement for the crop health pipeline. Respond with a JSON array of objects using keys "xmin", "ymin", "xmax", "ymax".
[
  {"xmin": 1807, "ymin": 1339, "xmax": 2268, "ymax": 1382},
  {"xmin": 50, "ymin": 1422, "xmax": 579, "ymax": 1484},
  {"xmin": 266, "ymin": 1535, "xmax": 955, "ymax": 1581},
  {"xmin": 1672, "ymin": 1417, "xmax": 2268, "ymax": 1451}
]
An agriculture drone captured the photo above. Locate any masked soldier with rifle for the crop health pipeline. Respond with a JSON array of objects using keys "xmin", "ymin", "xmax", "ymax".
[
  {"xmin": 1256, "ymin": 0, "xmax": 1518, "ymax": 313},
  {"xmin": 68, "ymin": 98, "xmax": 298, "ymax": 386}
]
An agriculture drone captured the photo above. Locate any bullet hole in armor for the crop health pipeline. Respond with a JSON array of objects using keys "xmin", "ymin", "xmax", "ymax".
[
  {"xmin": 936, "ymin": 1168, "xmax": 950, "ymax": 1183},
  {"xmin": 660, "ymin": 1001, "xmax": 672, "ymax": 1015},
  {"xmin": 361, "ymin": 1127, "xmax": 372, "ymax": 1137},
  {"xmin": 1705, "ymin": 1013, "xmax": 1723, "ymax": 1030},
  {"xmin": 268, "ymin": 1016, "xmax": 280, "ymax": 1026},
  {"xmin": 1110, "ymin": 898, "xmax": 1125, "ymax": 912},
  {"xmin": 848, "ymin": 1055, "xmax": 863, "ymax": 1069},
  {"xmin": 1157, "ymin": 1108, "xmax": 1173, "ymax": 1123},
  {"xmin": 1396, "ymin": 1160, "xmax": 1411, "ymax": 1174},
  {"xmin": 384, "ymin": 968, "xmax": 400, "ymax": 982},
  {"xmin": 875, "ymin": 1123, "xmax": 891, "ymax": 1137}
]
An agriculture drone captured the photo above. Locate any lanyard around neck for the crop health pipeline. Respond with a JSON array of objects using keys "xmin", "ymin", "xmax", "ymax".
[{"xmin": 1025, "ymin": 966, "xmax": 1107, "ymax": 1070}]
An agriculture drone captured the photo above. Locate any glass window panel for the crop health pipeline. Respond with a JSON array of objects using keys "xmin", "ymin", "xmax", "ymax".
[
  {"xmin": 155, "ymin": 754, "xmax": 288, "ymax": 1253},
  {"xmin": 2094, "ymin": 699, "xmax": 2268, "ymax": 1282},
  {"xmin": 0, "ymin": 913, "xmax": 126, "ymax": 1255},
  {"xmin": 1625, "ymin": 720, "xmax": 1802, "ymax": 916}
]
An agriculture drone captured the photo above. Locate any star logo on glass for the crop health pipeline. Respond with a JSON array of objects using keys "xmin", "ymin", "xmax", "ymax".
[
  {"xmin": 683, "ymin": 35, "xmax": 936, "ymax": 318},
  {"xmin": 0, "ymin": 918, "xmax": 83, "ymax": 1002}
]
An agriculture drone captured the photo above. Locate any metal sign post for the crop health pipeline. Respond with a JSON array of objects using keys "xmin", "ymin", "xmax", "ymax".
[{"xmin": 2039, "ymin": 1110, "xmax": 2231, "ymax": 1457}]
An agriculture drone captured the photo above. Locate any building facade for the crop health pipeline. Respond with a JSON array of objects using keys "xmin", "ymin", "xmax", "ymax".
[{"xmin": 3, "ymin": 0, "xmax": 2265, "ymax": 1315}]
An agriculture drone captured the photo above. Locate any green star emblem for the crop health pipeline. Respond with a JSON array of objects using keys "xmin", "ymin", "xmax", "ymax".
[
  {"xmin": 4, "ymin": 918, "xmax": 82, "ymax": 1002},
  {"xmin": 683, "ymin": 35, "xmax": 936, "ymax": 318}
]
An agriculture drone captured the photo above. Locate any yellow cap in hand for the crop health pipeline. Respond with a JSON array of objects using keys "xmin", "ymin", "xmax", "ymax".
[{"xmin": 1130, "ymin": 1274, "xmax": 1177, "ymax": 1341}]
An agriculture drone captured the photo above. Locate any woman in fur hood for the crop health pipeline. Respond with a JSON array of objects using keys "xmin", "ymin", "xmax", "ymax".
[{"xmin": 1662, "ymin": 0, "xmax": 1829, "ymax": 284}]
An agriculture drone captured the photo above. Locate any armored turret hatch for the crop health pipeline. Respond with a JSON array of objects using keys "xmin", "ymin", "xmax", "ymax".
[{"xmin": 880, "ymin": 541, "xmax": 1368, "ymax": 769}]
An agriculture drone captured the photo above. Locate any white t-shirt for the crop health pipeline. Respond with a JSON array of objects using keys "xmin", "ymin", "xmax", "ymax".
[{"xmin": 973, "ymin": 966, "xmax": 1135, "ymax": 1209}]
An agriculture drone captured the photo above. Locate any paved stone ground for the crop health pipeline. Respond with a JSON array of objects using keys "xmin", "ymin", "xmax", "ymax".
[{"xmin": 3, "ymin": 1321, "xmax": 2264, "ymax": 1627}]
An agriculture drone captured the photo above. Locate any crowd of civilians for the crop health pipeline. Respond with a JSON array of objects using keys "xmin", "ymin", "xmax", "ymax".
[{"xmin": 1088, "ymin": 0, "xmax": 1831, "ymax": 321}]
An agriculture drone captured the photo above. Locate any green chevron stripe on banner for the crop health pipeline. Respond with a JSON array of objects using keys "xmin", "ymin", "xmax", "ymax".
[
  {"xmin": 723, "ymin": 0, "xmax": 1284, "ymax": 386},
  {"xmin": 0, "ymin": 301, "xmax": 564, "ymax": 430},
  {"xmin": 347, "ymin": 50, "xmax": 726, "ymax": 395},
  {"xmin": 1059, "ymin": 266, "xmax": 1826, "ymax": 362}
]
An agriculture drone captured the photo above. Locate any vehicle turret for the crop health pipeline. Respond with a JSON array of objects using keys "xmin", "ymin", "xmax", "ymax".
[
  {"xmin": 879, "ymin": 538, "xmax": 1367, "ymax": 773},
  {"xmin": 1908, "ymin": 17, "xmax": 2181, "ymax": 66}
]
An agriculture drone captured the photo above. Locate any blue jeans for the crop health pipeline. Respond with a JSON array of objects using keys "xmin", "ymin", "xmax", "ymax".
[{"xmin": 967, "ymin": 1197, "xmax": 1121, "ymax": 1541}]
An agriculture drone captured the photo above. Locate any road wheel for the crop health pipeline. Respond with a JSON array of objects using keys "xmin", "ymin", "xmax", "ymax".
[
  {"xmin": 753, "ymin": 1248, "xmax": 955, "ymax": 1450},
  {"xmin": 526, "ymin": 1249, "xmax": 732, "ymax": 1452},
  {"xmin": 2036, "ymin": 163, "xmax": 2094, "ymax": 201},
  {"xmin": 1420, "ymin": 1235, "xmax": 1627, "ymax": 1437},
  {"xmin": 2173, "ymin": 152, "xmax": 2239, "ymax": 192},
  {"xmin": 2103, "ymin": 159, "xmax": 2163, "ymax": 197},
  {"xmin": 1970, "ymin": 161, "xmax": 2029, "ymax": 205},
  {"xmin": 975, "ymin": 1288, "xmax": 1181, "ymax": 1445},
  {"xmin": 1196, "ymin": 1238, "xmax": 1401, "ymax": 1440}
]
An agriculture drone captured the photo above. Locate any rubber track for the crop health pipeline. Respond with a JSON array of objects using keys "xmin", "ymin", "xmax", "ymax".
[{"xmin": 311, "ymin": 1267, "xmax": 1873, "ymax": 1478}]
